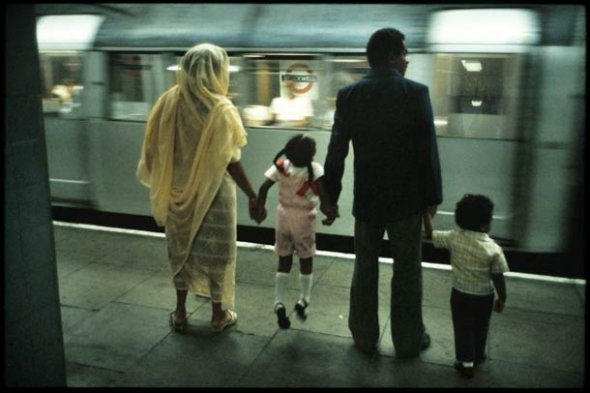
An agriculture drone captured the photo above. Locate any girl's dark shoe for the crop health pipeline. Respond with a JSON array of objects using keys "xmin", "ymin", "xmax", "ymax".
[
  {"xmin": 294, "ymin": 299, "xmax": 308, "ymax": 321},
  {"xmin": 275, "ymin": 303, "xmax": 291, "ymax": 329}
]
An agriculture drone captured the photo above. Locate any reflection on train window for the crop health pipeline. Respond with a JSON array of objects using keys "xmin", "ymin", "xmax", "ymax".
[
  {"xmin": 39, "ymin": 52, "xmax": 84, "ymax": 117},
  {"xmin": 431, "ymin": 54, "xmax": 521, "ymax": 139},
  {"xmin": 108, "ymin": 54, "xmax": 172, "ymax": 121},
  {"xmin": 108, "ymin": 54, "xmax": 242, "ymax": 122},
  {"xmin": 320, "ymin": 56, "xmax": 367, "ymax": 129},
  {"xmin": 241, "ymin": 57, "xmax": 318, "ymax": 128},
  {"xmin": 241, "ymin": 55, "xmax": 367, "ymax": 129}
]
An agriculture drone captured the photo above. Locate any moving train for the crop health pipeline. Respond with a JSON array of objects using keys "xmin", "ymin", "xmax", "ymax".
[{"xmin": 34, "ymin": 4, "xmax": 585, "ymax": 277}]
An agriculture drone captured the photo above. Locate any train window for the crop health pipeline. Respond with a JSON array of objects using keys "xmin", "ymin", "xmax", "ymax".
[
  {"xmin": 240, "ymin": 55, "xmax": 368, "ymax": 130},
  {"xmin": 108, "ymin": 54, "xmax": 174, "ymax": 122},
  {"xmin": 431, "ymin": 54, "xmax": 521, "ymax": 139},
  {"xmin": 227, "ymin": 57, "xmax": 244, "ymax": 106},
  {"xmin": 108, "ymin": 54, "xmax": 242, "ymax": 122},
  {"xmin": 241, "ymin": 56, "xmax": 324, "ymax": 129},
  {"xmin": 39, "ymin": 52, "xmax": 84, "ymax": 117},
  {"xmin": 319, "ymin": 56, "xmax": 368, "ymax": 129}
]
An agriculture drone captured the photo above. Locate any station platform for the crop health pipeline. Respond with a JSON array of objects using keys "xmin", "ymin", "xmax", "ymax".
[{"xmin": 54, "ymin": 222, "xmax": 585, "ymax": 388}]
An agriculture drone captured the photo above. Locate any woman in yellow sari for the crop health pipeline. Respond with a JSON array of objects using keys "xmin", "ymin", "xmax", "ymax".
[{"xmin": 137, "ymin": 43, "xmax": 260, "ymax": 333}]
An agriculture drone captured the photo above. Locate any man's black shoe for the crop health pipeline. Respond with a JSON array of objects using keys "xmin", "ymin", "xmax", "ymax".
[
  {"xmin": 454, "ymin": 362, "xmax": 474, "ymax": 379},
  {"xmin": 395, "ymin": 333, "xmax": 430, "ymax": 359},
  {"xmin": 474, "ymin": 355, "xmax": 487, "ymax": 367},
  {"xmin": 420, "ymin": 333, "xmax": 431, "ymax": 351}
]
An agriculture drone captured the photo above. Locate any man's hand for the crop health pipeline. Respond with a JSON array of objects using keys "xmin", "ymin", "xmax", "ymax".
[{"xmin": 321, "ymin": 204, "xmax": 340, "ymax": 226}]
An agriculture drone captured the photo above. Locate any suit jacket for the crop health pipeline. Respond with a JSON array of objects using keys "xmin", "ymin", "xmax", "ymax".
[{"xmin": 324, "ymin": 65, "xmax": 442, "ymax": 223}]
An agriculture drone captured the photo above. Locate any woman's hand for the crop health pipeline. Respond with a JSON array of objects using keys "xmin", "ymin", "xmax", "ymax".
[{"xmin": 249, "ymin": 197, "xmax": 267, "ymax": 224}]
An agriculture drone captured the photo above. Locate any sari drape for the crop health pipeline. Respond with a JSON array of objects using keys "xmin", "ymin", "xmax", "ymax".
[{"xmin": 137, "ymin": 84, "xmax": 246, "ymax": 279}]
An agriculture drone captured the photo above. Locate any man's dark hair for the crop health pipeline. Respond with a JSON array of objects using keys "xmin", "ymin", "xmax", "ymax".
[
  {"xmin": 366, "ymin": 28, "xmax": 405, "ymax": 69},
  {"xmin": 455, "ymin": 194, "xmax": 494, "ymax": 232}
]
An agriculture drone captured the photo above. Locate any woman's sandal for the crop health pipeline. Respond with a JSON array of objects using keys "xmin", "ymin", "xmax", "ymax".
[
  {"xmin": 211, "ymin": 310, "xmax": 238, "ymax": 333},
  {"xmin": 170, "ymin": 311, "xmax": 188, "ymax": 333}
]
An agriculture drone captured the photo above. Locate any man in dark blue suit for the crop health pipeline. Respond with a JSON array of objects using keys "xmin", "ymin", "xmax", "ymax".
[{"xmin": 323, "ymin": 28, "xmax": 442, "ymax": 358}]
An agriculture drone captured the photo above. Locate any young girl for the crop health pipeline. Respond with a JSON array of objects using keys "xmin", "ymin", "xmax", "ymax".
[
  {"xmin": 423, "ymin": 194, "xmax": 509, "ymax": 379},
  {"xmin": 256, "ymin": 134, "xmax": 337, "ymax": 329}
]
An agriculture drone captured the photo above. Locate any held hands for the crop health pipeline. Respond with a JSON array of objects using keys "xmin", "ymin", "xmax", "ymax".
[
  {"xmin": 250, "ymin": 199, "xmax": 336, "ymax": 225},
  {"xmin": 493, "ymin": 298, "xmax": 505, "ymax": 313},
  {"xmin": 321, "ymin": 204, "xmax": 340, "ymax": 226},
  {"xmin": 426, "ymin": 205, "xmax": 438, "ymax": 218},
  {"xmin": 248, "ymin": 197, "xmax": 267, "ymax": 224}
]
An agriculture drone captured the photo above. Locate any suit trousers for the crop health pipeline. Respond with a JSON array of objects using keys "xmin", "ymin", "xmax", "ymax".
[
  {"xmin": 450, "ymin": 288, "xmax": 494, "ymax": 363},
  {"xmin": 349, "ymin": 213, "xmax": 425, "ymax": 357}
]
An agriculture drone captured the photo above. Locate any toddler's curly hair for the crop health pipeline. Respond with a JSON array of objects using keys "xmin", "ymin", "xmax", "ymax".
[{"xmin": 455, "ymin": 194, "xmax": 494, "ymax": 232}]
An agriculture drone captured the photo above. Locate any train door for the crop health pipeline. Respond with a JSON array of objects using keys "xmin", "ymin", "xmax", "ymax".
[
  {"xmin": 37, "ymin": 14, "xmax": 104, "ymax": 207},
  {"xmin": 427, "ymin": 53, "xmax": 525, "ymax": 245},
  {"xmin": 89, "ymin": 52, "xmax": 176, "ymax": 215},
  {"xmin": 425, "ymin": 8, "xmax": 541, "ymax": 248}
]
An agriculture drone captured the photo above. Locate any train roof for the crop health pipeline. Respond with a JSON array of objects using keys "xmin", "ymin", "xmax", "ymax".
[{"xmin": 34, "ymin": 3, "xmax": 584, "ymax": 52}]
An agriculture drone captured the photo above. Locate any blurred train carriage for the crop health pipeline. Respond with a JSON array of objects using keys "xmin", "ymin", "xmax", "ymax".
[{"xmin": 34, "ymin": 4, "xmax": 585, "ymax": 277}]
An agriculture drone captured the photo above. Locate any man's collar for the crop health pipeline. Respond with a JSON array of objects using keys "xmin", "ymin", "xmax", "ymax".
[{"xmin": 367, "ymin": 65, "xmax": 402, "ymax": 77}]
